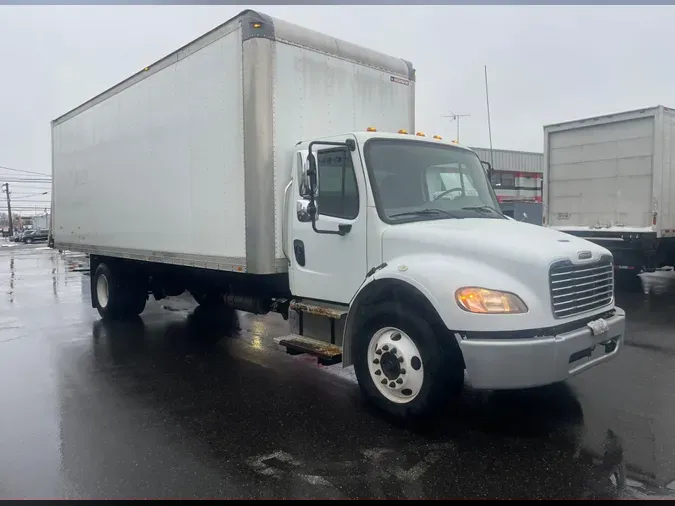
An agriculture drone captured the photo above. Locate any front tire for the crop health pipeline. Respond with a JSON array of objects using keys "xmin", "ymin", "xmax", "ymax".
[
  {"xmin": 93, "ymin": 263, "xmax": 146, "ymax": 320},
  {"xmin": 353, "ymin": 302, "xmax": 464, "ymax": 420}
]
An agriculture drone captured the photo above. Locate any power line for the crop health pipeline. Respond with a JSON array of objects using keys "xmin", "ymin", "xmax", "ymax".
[
  {"xmin": 0, "ymin": 175, "xmax": 51, "ymax": 180},
  {"xmin": 0, "ymin": 165, "xmax": 51, "ymax": 177},
  {"xmin": 0, "ymin": 179, "xmax": 52, "ymax": 184},
  {"xmin": 11, "ymin": 191, "xmax": 51, "ymax": 197}
]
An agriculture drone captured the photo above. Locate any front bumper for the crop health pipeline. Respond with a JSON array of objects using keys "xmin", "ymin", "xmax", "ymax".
[{"xmin": 459, "ymin": 307, "xmax": 626, "ymax": 390}]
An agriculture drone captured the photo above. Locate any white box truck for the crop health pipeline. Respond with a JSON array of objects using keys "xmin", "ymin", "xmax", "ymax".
[
  {"xmin": 544, "ymin": 106, "xmax": 675, "ymax": 274},
  {"xmin": 52, "ymin": 10, "xmax": 626, "ymax": 420}
]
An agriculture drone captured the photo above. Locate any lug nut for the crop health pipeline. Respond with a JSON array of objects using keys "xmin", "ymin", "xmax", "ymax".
[
  {"xmin": 375, "ymin": 370, "xmax": 381, "ymax": 376},
  {"xmin": 382, "ymin": 345, "xmax": 389, "ymax": 351},
  {"xmin": 381, "ymin": 379, "xmax": 387, "ymax": 385},
  {"xmin": 389, "ymin": 382, "xmax": 396, "ymax": 388},
  {"xmin": 396, "ymin": 378, "xmax": 403, "ymax": 384},
  {"xmin": 376, "ymin": 349, "xmax": 382, "ymax": 355},
  {"xmin": 400, "ymin": 369, "xmax": 406, "ymax": 375},
  {"xmin": 373, "ymin": 358, "xmax": 379, "ymax": 364},
  {"xmin": 398, "ymin": 356, "xmax": 404, "ymax": 363},
  {"xmin": 391, "ymin": 348, "xmax": 397, "ymax": 355}
]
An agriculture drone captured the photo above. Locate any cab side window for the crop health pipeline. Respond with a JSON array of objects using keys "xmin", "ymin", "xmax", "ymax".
[{"xmin": 317, "ymin": 148, "xmax": 359, "ymax": 219}]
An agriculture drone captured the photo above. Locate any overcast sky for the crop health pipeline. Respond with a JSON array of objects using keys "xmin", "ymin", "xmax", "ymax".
[{"xmin": 1, "ymin": 5, "xmax": 674, "ymax": 210}]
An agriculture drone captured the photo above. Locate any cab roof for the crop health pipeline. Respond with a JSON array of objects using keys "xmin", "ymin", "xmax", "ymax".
[{"xmin": 296, "ymin": 131, "xmax": 476, "ymax": 153}]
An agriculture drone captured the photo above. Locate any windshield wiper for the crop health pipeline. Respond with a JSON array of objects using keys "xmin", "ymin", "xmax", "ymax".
[
  {"xmin": 389, "ymin": 208, "xmax": 460, "ymax": 219},
  {"xmin": 460, "ymin": 205, "xmax": 507, "ymax": 218}
]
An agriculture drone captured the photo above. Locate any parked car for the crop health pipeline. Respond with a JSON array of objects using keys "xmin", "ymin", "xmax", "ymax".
[{"xmin": 23, "ymin": 229, "xmax": 49, "ymax": 244}]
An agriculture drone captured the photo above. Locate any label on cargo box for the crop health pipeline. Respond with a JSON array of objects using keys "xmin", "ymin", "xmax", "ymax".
[
  {"xmin": 390, "ymin": 76, "xmax": 409, "ymax": 86},
  {"xmin": 557, "ymin": 212, "xmax": 570, "ymax": 220}
]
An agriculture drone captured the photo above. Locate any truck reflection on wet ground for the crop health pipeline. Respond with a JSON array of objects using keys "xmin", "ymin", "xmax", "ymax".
[
  {"xmin": 80, "ymin": 302, "xmax": 618, "ymax": 498},
  {"xmin": 1, "ymin": 245, "xmax": 675, "ymax": 499},
  {"xmin": 83, "ymin": 304, "xmax": 616, "ymax": 499}
]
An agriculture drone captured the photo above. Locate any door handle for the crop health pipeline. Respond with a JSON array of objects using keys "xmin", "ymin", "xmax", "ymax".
[
  {"xmin": 293, "ymin": 239, "xmax": 306, "ymax": 266},
  {"xmin": 338, "ymin": 223, "xmax": 352, "ymax": 235}
]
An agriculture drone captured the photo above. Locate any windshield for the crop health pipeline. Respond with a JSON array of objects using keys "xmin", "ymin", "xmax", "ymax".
[{"xmin": 364, "ymin": 139, "xmax": 503, "ymax": 223}]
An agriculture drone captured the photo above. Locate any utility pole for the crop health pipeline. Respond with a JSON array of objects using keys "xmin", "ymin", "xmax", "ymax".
[
  {"xmin": 441, "ymin": 110, "xmax": 471, "ymax": 143},
  {"xmin": 2, "ymin": 183, "xmax": 13, "ymax": 236}
]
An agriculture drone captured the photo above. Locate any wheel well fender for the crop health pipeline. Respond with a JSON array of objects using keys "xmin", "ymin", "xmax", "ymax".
[{"xmin": 342, "ymin": 276, "xmax": 461, "ymax": 367}]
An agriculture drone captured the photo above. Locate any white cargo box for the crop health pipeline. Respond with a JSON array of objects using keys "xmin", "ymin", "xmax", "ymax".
[
  {"xmin": 52, "ymin": 10, "xmax": 415, "ymax": 274},
  {"xmin": 543, "ymin": 106, "xmax": 675, "ymax": 238}
]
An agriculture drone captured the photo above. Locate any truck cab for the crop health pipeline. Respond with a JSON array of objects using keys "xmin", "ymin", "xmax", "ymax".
[{"xmin": 282, "ymin": 128, "xmax": 626, "ymax": 419}]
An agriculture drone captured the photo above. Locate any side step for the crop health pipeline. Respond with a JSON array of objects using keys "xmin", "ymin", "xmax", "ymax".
[
  {"xmin": 289, "ymin": 299, "xmax": 348, "ymax": 319},
  {"xmin": 275, "ymin": 334, "xmax": 343, "ymax": 366}
]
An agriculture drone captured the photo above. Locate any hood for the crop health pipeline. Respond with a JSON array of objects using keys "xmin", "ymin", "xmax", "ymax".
[{"xmin": 381, "ymin": 218, "xmax": 611, "ymax": 268}]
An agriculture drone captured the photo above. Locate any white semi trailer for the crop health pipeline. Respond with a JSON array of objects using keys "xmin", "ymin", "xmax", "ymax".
[
  {"xmin": 544, "ymin": 106, "xmax": 675, "ymax": 275},
  {"xmin": 52, "ymin": 10, "xmax": 625, "ymax": 420}
]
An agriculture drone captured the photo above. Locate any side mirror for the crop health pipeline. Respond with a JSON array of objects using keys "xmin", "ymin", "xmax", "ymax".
[
  {"xmin": 480, "ymin": 160, "xmax": 493, "ymax": 179},
  {"xmin": 306, "ymin": 153, "xmax": 318, "ymax": 196}
]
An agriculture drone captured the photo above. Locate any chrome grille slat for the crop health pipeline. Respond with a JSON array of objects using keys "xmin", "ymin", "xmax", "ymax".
[
  {"xmin": 555, "ymin": 298, "xmax": 614, "ymax": 317},
  {"xmin": 555, "ymin": 292, "xmax": 611, "ymax": 306},
  {"xmin": 553, "ymin": 282, "xmax": 613, "ymax": 300},
  {"xmin": 552, "ymin": 277, "xmax": 612, "ymax": 292},
  {"xmin": 549, "ymin": 257, "xmax": 614, "ymax": 319},
  {"xmin": 551, "ymin": 264, "xmax": 613, "ymax": 277},
  {"xmin": 551, "ymin": 270, "xmax": 613, "ymax": 285}
]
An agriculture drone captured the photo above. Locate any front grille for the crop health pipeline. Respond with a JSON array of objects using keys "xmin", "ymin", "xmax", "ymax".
[{"xmin": 549, "ymin": 256, "xmax": 614, "ymax": 319}]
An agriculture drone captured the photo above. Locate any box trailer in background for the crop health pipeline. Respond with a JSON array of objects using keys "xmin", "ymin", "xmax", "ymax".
[
  {"xmin": 544, "ymin": 106, "xmax": 675, "ymax": 273},
  {"xmin": 51, "ymin": 9, "xmax": 626, "ymax": 420},
  {"xmin": 510, "ymin": 201, "xmax": 543, "ymax": 225}
]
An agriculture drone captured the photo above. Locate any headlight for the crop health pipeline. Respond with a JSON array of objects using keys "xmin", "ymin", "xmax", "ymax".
[{"xmin": 455, "ymin": 287, "xmax": 528, "ymax": 314}]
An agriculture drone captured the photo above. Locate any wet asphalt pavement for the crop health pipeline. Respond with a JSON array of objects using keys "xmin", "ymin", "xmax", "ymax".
[{"xmin": 1, "ymin": 243, "xmax": 675, "ymax": 499}]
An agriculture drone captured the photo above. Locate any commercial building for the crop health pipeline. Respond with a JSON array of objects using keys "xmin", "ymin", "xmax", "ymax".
[{"xmin": 470, "ymin": 147, "xmax": 544, "ymax": 224}]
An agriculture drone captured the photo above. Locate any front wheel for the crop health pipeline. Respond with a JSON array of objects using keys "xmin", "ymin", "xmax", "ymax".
[
  {"xmin": 25, "ymin": 238, "xmax": 32, "ymax": 244},
  {"xmin": 353, "ymin": 302, "xmax": 464, "ymax": 420}
]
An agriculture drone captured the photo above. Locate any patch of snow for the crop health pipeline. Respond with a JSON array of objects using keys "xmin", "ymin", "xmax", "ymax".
[{"xmin": 625, "ymin": 478, "xmax": 646, "ymax": 489}]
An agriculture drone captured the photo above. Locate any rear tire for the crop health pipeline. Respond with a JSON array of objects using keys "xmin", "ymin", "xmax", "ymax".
[
  {"xmin": 353, "ymin": 301, "xmax": 464, "ymax": 421},
  {"xmin": 191, "ymin": 291, "xmax": 224, "ymax": 308},
  {"xmin": 93, "ymin": 263, "xmax": 147, "ymax": 320}
]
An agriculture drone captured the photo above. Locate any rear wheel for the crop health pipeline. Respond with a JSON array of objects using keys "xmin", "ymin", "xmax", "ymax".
[
  {"xmin": 191, "ymin": 291, "xmax": 224, "ymax": 308},
  {"xmin": 93, "ymin": 263, "xmax": 146, "ymax": 320},
  {"xmin": 353, "ymin": 301, "xmax": 464, "ymax": 420}
]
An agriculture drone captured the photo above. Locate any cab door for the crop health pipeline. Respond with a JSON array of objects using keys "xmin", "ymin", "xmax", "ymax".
[{"xmin": 288, "ymin": 135, "xmax": 368, "ymax": 304}]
